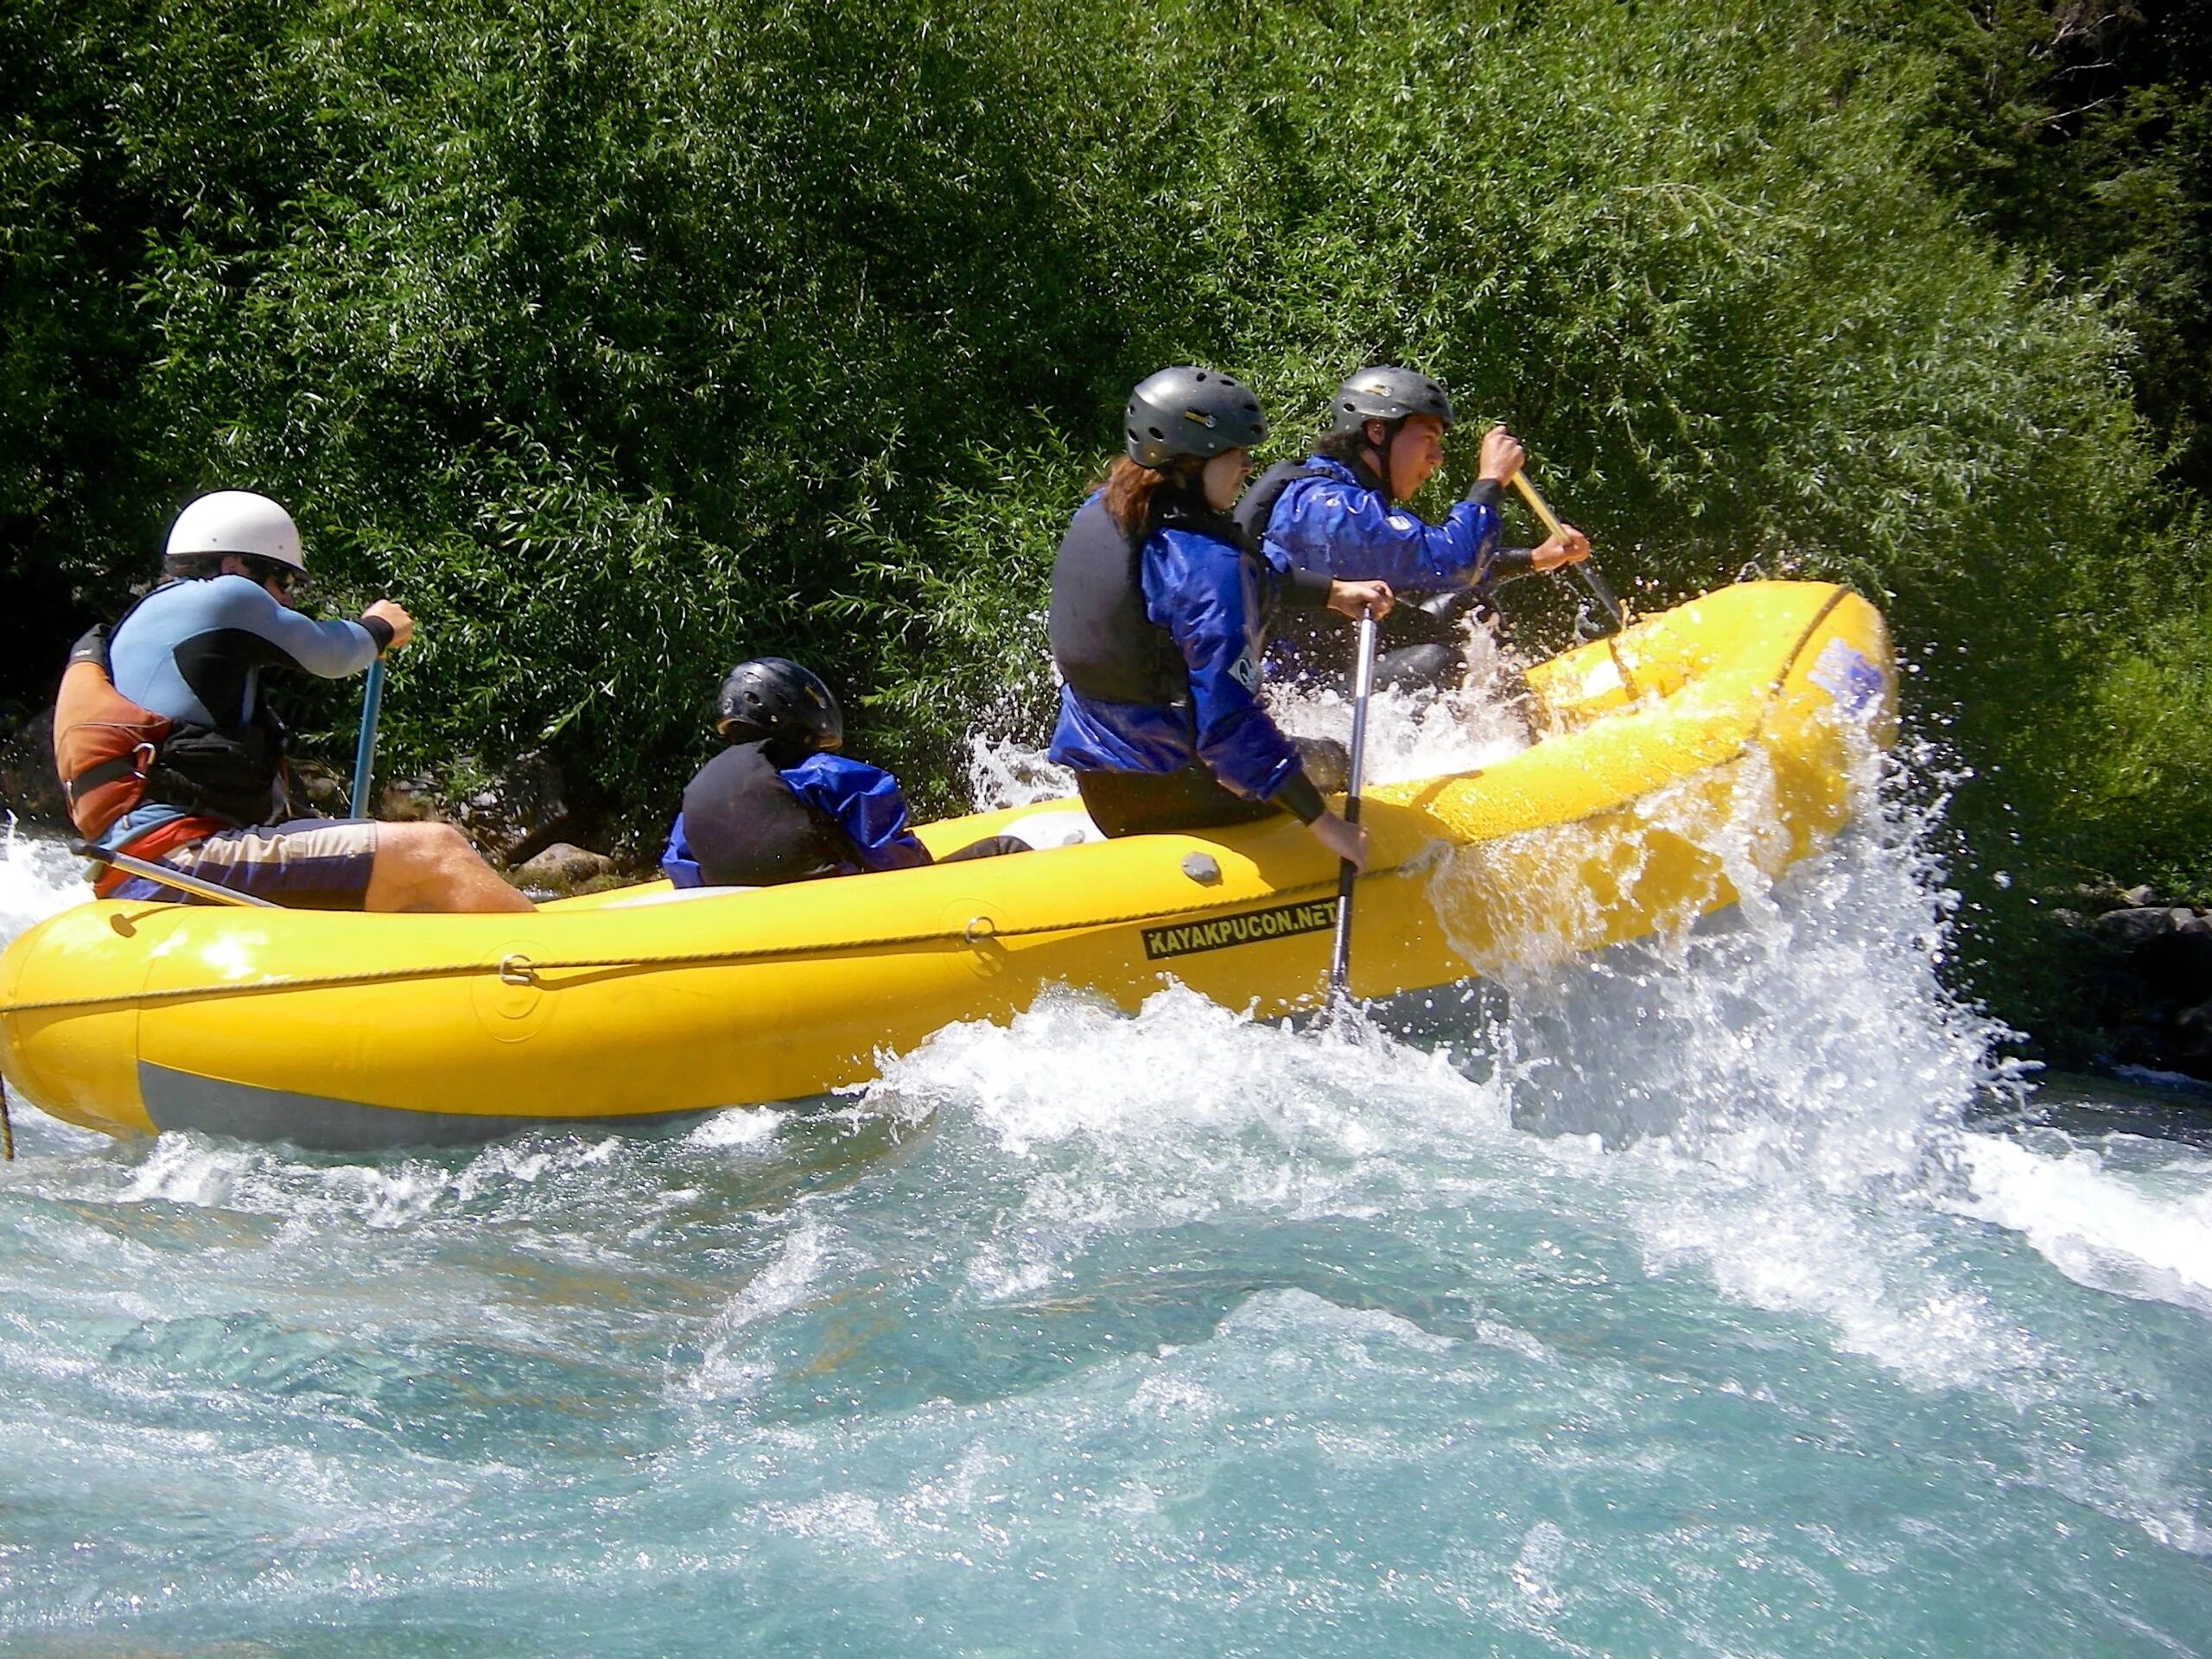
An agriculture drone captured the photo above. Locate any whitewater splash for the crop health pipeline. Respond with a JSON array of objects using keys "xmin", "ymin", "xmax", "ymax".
[{"xmin": 958, "ymin": 681, "xmax": 2212, "ymax": 1360}]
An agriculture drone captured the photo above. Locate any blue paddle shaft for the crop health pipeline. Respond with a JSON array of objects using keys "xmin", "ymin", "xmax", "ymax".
[{"xmin": 351, "ymin": 658, "xmax": 386, "ymax": 817}]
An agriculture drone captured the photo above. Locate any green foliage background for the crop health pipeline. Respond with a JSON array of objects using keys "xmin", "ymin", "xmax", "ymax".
[{"xmin": 4, "ymin": 0, "xmax": 2207, "ymax": 1035}]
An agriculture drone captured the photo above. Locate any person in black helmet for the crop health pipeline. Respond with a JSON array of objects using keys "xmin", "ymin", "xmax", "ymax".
[
  {"xmin": 1235, "ymin": 365, "xmax": 1591, "ymax": 690},
  {"xmin": 660, "ymin": 658, "xmax": 1021, "ymax": 887},
  {"xmin": 1046, "ymin": 365, "xmax": 1391, "ymax": 868}
]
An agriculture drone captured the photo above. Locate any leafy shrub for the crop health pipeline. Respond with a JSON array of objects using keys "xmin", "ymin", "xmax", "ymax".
[{"xmin": 3, "ymin": 0, "xmax": 2205, "ymax": 1026}]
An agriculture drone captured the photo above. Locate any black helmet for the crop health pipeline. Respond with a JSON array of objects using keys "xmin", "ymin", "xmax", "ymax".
[
  {"xmin": 1328, "ymin": 365, "xmax": 1455, "ymax": 435},
  {"xmin": 1124, "ymin": 365, "xmax": 1268, "ymax": 470},
  {"xmin": 715, "ymin": 658, "xmax": 842, "ymax": 751}
]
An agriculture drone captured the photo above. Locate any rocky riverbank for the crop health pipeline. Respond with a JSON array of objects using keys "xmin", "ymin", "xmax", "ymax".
[{"xmin": 2045, "ymin": 889, "xmax": 2212, "ymax": 1088}]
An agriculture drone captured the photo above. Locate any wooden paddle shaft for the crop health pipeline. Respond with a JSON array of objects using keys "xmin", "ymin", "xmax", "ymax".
[{"xmin": 1510, "ymin": 470, "xmax": 1626, "ymax": 628}]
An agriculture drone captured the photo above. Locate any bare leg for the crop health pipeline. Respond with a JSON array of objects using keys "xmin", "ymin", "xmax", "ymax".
[{"xmin": 365, "ymin": 822, "xmax": 534, "ymax": 913}]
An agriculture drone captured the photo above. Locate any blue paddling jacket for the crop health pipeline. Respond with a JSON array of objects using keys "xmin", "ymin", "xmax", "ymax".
[
  {"xmin": 1236, "ymin": 454, "xmax": 1538, "ymax": 678},
  {"xmin": 1238, "ymin": 454, "xmax": 1522, "ymax": 589},
  {"xmin": 1046, "ymin": 491, "xmax": 1331, "ymax": 812},
  {"xmin": 661, "ymin": 743, "xmax": 931, "ymax": 887}
]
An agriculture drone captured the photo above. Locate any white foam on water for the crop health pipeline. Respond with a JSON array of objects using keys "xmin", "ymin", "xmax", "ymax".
[
  {"xmin": 865, "ymin": 984, "xmax": 1516, "ymax": 1308},
  {"xmin": 688, "ymin": 1216, "xmax": 849, "ymax": 1400},
  {"xmin": 0, "ymin": 820, "xmax": 90, "ymax": 938},
  {"xmin": 684, "ymin": 1105, "xmax": 789, "ymax": 1148},
  {"xmin": 1270, "ymin": 676, "xmax": 1532, "ymax": 787},
  {"xmin": 1942, "ymin": 1129, "xmax": 2212, "ymax": 1318},
  {"xmin": 948, "ymin": 693, "xmax": 2212, "ymax": 1373},
  {"xmin": 966, "ymin": 734, "xmax": 1077, "ymax": 811}
]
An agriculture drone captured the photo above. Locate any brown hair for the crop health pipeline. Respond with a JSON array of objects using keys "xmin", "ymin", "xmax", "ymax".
[{"xmin": 1098, "ymin": 454, "xmax": 1205, "ymax": 537}]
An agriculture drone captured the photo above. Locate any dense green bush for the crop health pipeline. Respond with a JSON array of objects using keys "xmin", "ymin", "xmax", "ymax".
[{"xmin": 3, "ymin": 0, "xmax": 2205, "ymax": 1030}]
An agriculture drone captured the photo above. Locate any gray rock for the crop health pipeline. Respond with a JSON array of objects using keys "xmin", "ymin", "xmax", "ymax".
[
  {"xmin": 2175, "ymin": 1000, "xmax": 2212, "ymax": 1069},
  {"xmin": 290, "ymin": 759, "xmax": 349, "ymax": 816},
  {"xmin": 376, "ymin": 775, "xmax": 447, "ymax": 822},
  {"xmin": 512, "ymin": 842, "xmax": 616, "ymax": 885},
  {"xmin": 453, "ymin": 750, "xmax": 569, "ymax": 865},
  {"xmin": 2091, "ymin": 906, "xmax": 2192, "ymax": 948}
]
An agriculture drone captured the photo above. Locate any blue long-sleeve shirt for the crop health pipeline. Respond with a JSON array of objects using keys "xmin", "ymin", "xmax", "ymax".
[
  {"xmin": 101, "ymin": 575, "xmax": 383, "ymax": 847},
  {"xmin": 1258, "ymin": 456, "xmax": 1506, "ymax": 591},
  {"xmin": 660, "ymin": 752, "xmax": 931, "ymax": 887},
  {"xmin": 1047, "ymin": 521, "xmax": 1303, "ymax": 801}
]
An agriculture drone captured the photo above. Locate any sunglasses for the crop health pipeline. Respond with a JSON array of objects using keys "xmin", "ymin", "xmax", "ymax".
[{"xmin": 245, "ymin": 556, "xmax": 308, "ymax": 597}]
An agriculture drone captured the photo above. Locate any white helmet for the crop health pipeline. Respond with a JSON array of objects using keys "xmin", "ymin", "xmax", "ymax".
[{"xmin": 164, "ymin": 490, "xmax": 306, "ymax": 572}]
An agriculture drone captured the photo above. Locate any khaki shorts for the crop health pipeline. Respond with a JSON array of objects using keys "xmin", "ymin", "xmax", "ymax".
[{"xmin": 112, "ymin": 818, "xmax": 380, "ymax": 909}]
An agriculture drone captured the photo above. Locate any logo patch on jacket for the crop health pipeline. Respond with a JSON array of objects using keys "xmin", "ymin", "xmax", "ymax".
[
  {"xmin": 1142, "ymin": 898, "xmax": 1339, "ymax": 961},
  {"xmin": 1228, "ymin": 648, "xmax": 1260, "ymax": 690}
]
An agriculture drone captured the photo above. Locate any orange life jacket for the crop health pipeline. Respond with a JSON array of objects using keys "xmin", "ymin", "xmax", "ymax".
[
  {"xmin": 54, "ymin": 617, "xmax": 238, "ymax": 896},
  {"xmin": 53, "ymin": 624, "xmax": 174, "ymax": 840}
]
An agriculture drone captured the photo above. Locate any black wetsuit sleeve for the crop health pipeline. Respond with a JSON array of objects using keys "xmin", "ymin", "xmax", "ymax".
[
  {"xmin": 1485, "ymin": 546, "xmax": 1538, "ymax": 585},
  {"xmin": 1464, "ymin": 478, "xmax": 1504, "ymax": 510},
  {"xmin": 360, "ymin": 614, "xmax": 396, "ymax": 653},
  {"xmin": 1271, "ymin": 770, "xmax": 1326, "ymax": 824},
  {"xmin": 1279, "ymin": 568, "xmax": 1336, "ymax": 611}
]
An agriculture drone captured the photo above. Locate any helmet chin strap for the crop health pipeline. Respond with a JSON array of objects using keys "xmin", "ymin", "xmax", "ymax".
[{"xmin": 1368, "ymin": 417, "xmax": 1403, "ymax": 502}]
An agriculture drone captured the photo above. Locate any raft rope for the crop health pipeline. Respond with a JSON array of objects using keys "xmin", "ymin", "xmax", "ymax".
[
  {"xmin": 0, "ymin": 592, "xmax": 1867, "ymax": 1028},
  {"xmin": 1, "ymin": 1074, "xmax": 11, "ymax": 1161},
  {"xmin": 0, "ymin": 878, "xmax": 1353, "ymax": 1018}
]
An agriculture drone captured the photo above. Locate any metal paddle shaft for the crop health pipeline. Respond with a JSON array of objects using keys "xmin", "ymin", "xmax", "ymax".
[
  {"xmin": 70, "ymin": 839, "xmax": 281, "ymax": 909},
  {"xmin": 1510, "ymin": 471, "xmax": 1625, "ymax": 630},
  {"xmin": 351, "ymin": 657, "xmax": 387, "ymax": 817},
  {"xmin": 1328, "ymin": 608, "xmax": 1381, "ymax": 999}
]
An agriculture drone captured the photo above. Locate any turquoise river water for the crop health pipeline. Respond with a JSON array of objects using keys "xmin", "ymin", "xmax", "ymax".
[{"xmin": 1, "ymin": 715, "xmax": 2208, "ymax": 1656}]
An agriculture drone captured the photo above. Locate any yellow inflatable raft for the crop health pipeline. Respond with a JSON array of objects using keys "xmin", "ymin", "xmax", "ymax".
[{"xmin": 0, "ymin": 581, "xmax": 1892, "ymax": 1149}]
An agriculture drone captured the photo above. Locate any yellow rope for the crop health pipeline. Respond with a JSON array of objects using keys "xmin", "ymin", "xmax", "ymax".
[{"xmin": 0, "ymin": 880, "xmax": 1347, "ymax": 1017}]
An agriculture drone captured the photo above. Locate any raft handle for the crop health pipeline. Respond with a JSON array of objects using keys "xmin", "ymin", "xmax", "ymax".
[{"xmin": 498, "ymin": 953, "xmax": 537, "ymax": 987}]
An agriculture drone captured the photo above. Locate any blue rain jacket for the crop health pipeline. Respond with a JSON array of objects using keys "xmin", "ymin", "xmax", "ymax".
[
  {"xmin": 1047, "ymin": 519, "xmax": 1303, "ymax": 802},
  {"xmin": 661, "ymin": 752, "xmax": 931, "ymax": 887},
  {"xmin": 1257, "ymin": 456, "xmax": 1505, "ymax": 590}
]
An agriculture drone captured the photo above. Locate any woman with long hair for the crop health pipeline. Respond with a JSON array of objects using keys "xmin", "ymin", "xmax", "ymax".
[{"xmin": 1046, "ymin": 365, "xmax": 1389, "ymax": 868}]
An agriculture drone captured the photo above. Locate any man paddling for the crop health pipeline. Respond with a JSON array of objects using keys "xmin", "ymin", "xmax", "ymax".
[
  {"xmin": 1236, "ymin": 365, "xmax": 1592, "ymax": 690},
  {"xmin": 54, "ymin": 490, "xmax": 531, "ymax": 912}
]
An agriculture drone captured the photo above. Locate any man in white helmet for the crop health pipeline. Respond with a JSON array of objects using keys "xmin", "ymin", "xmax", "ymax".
[{"xmin": 56, "ymin": 490, "xmax": 531, "ymax": 912}]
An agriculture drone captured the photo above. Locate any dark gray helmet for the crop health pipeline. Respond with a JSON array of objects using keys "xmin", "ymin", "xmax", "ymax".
[
  {"xmin": 1124, "ymin": 365, "xmax": 1268, "ymax": 469},
  {"xmin": 715, "ymin": 658, "xmax": 842, "ymax": 751},
  {"xmin": 1329, "ymin": 365, "xmax": 1455, "ymax": 435}
]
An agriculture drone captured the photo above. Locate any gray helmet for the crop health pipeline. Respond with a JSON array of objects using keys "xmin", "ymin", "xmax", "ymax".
[
  {"xmin": 1328, "ymin": 365, "xmax": 1455, "ymax": 435},
  {"xmin": 1124, "ymin": 366, "xmax": 1268, "ymax": 470},
  {"xmin": 715, "ymin": 658, "xmax": 842, "ymax": 751}
]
